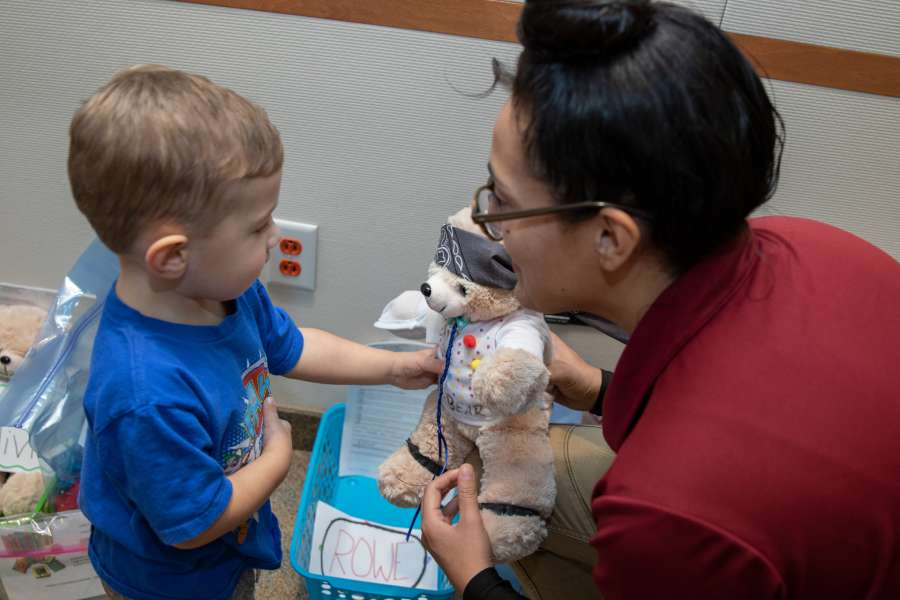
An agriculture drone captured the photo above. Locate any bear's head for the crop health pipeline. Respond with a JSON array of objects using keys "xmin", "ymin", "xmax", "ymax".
[
  {"xmin": 419, "ymin": 207, "xmax": 520, "ymax": 323},
  {"xmin": 0, "ymin": 304, "xmax": 47, "ymax": 380}
]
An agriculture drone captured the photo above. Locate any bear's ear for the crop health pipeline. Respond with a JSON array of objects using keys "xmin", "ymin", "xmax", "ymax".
[{"xmin": 446, "ymin": 206, "xmax": 483, "ymax": 237}]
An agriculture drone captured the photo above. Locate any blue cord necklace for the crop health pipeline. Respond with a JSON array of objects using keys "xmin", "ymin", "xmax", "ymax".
[{"xmin": 405, "ymin": 316, "xmax": 467, "ymax": 540}]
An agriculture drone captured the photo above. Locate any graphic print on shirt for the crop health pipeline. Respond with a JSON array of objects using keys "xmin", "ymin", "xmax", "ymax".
[{"xmin": 221, "ymin": 353, "xmax": 270, "ymax": 475}]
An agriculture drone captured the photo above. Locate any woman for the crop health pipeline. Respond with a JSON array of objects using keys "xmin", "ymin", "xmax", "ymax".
[{"xmin": 420, "ymin": 1, "xmax": 900, "ymax": 599}]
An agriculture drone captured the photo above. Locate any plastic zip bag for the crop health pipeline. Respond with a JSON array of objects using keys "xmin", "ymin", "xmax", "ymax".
[
  {"xmin": 0, "ymin": 240, "xmax": 118, "ymax": 553},
  {"xmin": 0, "ymin": 509, "xmax": 92, "ymax": 559}
]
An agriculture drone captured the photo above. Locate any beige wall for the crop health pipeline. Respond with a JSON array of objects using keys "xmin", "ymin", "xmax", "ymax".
[{"xmin": 1, "ymin": 0, "xmax": 896, "ymax": 411}]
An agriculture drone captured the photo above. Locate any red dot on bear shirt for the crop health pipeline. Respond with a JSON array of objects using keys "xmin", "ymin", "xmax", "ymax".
[{"xmin": 463, "ymin": 335, "xmax": 477, "ymax": 349}]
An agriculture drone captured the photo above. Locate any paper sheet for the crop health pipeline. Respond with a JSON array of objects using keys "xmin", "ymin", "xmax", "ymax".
[
  {"xmin": 0, "ymin": 427, "xmax": 40, "ymax": 473},
  {"xmin": 308, "ymin": 501, "xmax": 439, "ymax": 590},
  {"xmin": 0, "ymin": 552, "xmax": 104, "ymax": 600},
  {"xmin": 339, "ymin": 384, "xmax": 433, "ymax": 478}
]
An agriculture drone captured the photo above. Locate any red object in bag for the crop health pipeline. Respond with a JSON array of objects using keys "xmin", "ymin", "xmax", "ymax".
[{"xmin": 55, "ymin": 480, "xmax": 80, "ymax": 512}]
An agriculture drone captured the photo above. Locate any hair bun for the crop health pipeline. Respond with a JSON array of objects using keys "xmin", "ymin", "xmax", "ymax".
[{"xmin": 519, "ymin": 0, "xmax": 656, "ymax": 62}]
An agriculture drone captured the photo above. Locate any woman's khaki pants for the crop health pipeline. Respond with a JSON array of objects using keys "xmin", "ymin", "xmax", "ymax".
[{"xmin": 470, "ymin": 424, "xmax": 615, "ymax": 599}]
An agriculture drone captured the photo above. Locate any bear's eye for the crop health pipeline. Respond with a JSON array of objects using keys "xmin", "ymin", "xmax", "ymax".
[{"xmin": 457, "ymin": 284, "xmax": 468, "ymax": 297}]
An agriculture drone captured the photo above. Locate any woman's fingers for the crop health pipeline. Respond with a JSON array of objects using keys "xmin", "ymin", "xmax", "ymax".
[
  {"xmin": 442, "ymin": 496, "xmax": 460, "ymax": 519},
  {"xmin": 548, "ymin": 333, "xmax": 604, "ymax": 411},
  {"xmin": 420, "ymin": 464, "xmax": 493, "ymax": 591},
  {"xmin": 422, "ymin": 469, "xmax": 459, "ymax": 520},
  {"xmin": 549, "ymin": 331, "xmax": 579, "ymax": 365},
  {"xmin": 454, "ymin": 465, "xmax": 483, "ymax": 524}
]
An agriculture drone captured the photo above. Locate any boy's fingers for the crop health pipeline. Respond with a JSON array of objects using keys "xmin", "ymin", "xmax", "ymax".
[
  {"xmin": 418, "ymin": 350, "xmax": 444, "ymax": 375},
  {"xmin": 263, "ymin": 396, "xmax": 282, "ymax": 426}
]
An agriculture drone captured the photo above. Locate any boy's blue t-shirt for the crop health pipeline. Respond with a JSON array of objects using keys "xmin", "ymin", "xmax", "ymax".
[{"xmin": 80, "ymin": 281, "xmax": 303, "ymax": 600}]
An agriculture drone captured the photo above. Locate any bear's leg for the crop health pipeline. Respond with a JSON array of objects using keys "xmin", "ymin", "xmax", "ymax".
[
  {"xmin": 475, "ymin": 407, "xmax": 555, "ymax": 563},
  {"xmin": 377, "ymin": 390, "xmax": 473, "ymax": 507}
]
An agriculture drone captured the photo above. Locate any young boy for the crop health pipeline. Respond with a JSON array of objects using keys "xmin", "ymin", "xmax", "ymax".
[{"xmin": 68, "ymin": 65, "xmax": 442, "ymax": 600}]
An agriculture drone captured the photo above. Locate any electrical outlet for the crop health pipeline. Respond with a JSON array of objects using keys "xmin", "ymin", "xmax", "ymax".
[{"xmin": 267, "ymin": 219, "xmax": 318, "ymax": 291}]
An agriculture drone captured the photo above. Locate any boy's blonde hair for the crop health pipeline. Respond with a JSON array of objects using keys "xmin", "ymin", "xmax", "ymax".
[{"xmin": 68, "ymin": 65, "xmax": 283, "ymax": 253}]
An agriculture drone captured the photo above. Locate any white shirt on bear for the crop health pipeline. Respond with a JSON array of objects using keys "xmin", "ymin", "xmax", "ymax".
[{"xmin": 436, "ymin": 310, "xmax": 550, "ymax": 426}]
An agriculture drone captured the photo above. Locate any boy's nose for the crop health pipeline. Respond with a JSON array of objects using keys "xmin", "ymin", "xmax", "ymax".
[{"xmin": 268, "ymin": 229, "xmax": 280, "ymax": 249}]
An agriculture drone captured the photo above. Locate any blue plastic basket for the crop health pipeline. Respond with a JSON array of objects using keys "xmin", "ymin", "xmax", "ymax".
[{"xmin": 290, "ymin": 403, "xmax": 454, "ymax": 600}]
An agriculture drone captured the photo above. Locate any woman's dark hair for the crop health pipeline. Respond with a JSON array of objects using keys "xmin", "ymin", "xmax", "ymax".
[{"xmin": 507, "ymin": 0, "xmax": 784, "ymax": 272}]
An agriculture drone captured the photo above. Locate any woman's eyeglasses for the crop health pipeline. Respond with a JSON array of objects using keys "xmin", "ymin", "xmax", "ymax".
[{"xmin": 471, "ymin": 179, "xmax": 653, "ymax": 241}]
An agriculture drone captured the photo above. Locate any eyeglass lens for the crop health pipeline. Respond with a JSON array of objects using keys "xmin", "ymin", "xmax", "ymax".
[{"xmin": 475, "ymin": 186, "xmax": 503, "ymax": 240}]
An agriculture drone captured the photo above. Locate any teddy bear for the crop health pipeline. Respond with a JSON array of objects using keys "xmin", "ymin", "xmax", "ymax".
[
  {"xmin": 0, "ymin": 471, "xmax": 45, "ymax": 516},
  {"xmin": 376, "ymin": 207, "xmax": 556, "ymax": 563},
  {"xmin": 0, "ymin": 304, "xmax": 47, "ymax": 381},
  {"xmin": 0, "ymin": 303, "xmax": 49, "ymax": 516}
]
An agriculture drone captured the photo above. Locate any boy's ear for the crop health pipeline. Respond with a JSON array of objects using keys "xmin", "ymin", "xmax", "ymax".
[{"xmin": 145, "ymin": 234, "xmax": 190, "ymax": 279}]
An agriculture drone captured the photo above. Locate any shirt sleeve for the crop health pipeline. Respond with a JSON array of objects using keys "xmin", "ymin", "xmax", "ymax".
[
  {"xmin": 494, "ymin": 313, "xmax": 549, "ymax": 362},
  {"xmin": 96, "ymin": 404, "xmax": 233, "ymax": 546},
  {"xmin": 592, "ymin": 496, "xmax": 785, "ymax": 600},
  {"xmin": 247, "ymin": 280, "xmax": 304, "ymax": 375},
  {"xmin": 591, "ymin": 369, "xmax": 613, "ymax": 416},
  {"xmin": 464, "ymin": 567, "xmax": 526, "ymax": 600}
]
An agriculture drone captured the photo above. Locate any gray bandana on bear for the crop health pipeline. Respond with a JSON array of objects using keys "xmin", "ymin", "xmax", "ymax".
[{"xmin": 434, "ymin": 224, "xmax": 517, "ymax": 290}]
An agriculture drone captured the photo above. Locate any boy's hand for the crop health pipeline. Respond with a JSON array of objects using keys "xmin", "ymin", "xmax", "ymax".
[
  {"xmin": 262, "ymin": 396, "xmax": 293, "ymax": 474},
  {"xmin": 178, "ymin": 396, "xmax": 293, "ymax": 550},
  {"xmin": 390, "ymin": 349, "xmax": 443, "ymax": 389}
]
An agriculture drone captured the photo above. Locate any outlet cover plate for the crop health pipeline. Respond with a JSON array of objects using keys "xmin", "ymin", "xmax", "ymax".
[{"xmin": 267, "ymin": 219, "xmax": 318, "ymax": 291}]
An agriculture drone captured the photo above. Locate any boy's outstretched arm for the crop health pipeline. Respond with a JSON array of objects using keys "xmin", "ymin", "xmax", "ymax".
[
  {"xmin": 173, "ymin": 397, "xmax": 293, "ymax": 550},
  {"xmin": 287, "ymin": 327, "xmax": 443, "ymax": 389}
]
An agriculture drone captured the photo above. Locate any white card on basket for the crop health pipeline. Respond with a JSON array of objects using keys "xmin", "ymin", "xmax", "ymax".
[{"xmin": 308, "ymin": 501, "xmax": 439, "ymax": 590}]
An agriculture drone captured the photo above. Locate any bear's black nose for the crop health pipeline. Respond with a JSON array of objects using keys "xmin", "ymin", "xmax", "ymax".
[
  {"xmin": 0, "ymin": 356, "xmax": 10, "ymax": 365},
  {"xmin": 420, "ymin": 283, "xmax": 432, "ymax": 297}
]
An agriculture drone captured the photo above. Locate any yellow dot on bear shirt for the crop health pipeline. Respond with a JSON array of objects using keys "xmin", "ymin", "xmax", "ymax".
[{"xmin": 470, "ymin": 358, "xmax": 481, "ymax": 370}]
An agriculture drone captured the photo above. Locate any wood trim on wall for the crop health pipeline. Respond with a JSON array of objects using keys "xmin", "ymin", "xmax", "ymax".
[
  {"xmin": 181, "ymin": 0, "xmax": 524, "ymax": 42},
  {"xmin": 179, "ymin": 0, "xmax": 900, "ymax": 99},
  {"xmin": 730, "ymin": 33, "xmax": 900, "ymax": 99}
]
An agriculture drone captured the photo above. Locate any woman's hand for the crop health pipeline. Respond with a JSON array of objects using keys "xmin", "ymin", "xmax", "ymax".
[
  {"xmin": 421, "ymin": 464, "xmax": 493, "ymax": 591},
  {"xmin": 548, "ymin": 332, "xmax": 604, "ymax": 411},
  {"xmin": 390, "ymin": 348, "xmax": 444, "ymax": 389}
]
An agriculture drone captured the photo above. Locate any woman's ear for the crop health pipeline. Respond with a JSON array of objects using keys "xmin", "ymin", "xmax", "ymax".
[
  {"xmin": 145, "ymin": 234, "xmax": 190, "ymax": 279},
  {"xmin": 594, "ymin": 208, "xmax": 642, "ymax": 271}
]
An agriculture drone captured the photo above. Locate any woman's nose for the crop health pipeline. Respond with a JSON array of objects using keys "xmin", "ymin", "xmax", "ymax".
[{"xmin": 420, "ymin": 283, "xmax": 432, "ymax": 297}]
